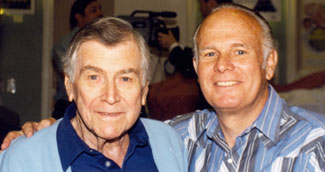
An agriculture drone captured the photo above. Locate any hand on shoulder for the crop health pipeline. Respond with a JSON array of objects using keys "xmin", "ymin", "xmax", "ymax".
[{"xmin": 0, "ymin": 117, "xmax": 57, "ymax": 151}]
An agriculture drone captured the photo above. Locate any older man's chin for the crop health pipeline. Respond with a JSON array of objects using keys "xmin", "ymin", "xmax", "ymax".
[{"xmin": 90, "ymin": 126, "xmax": 130, "ymax": 141}]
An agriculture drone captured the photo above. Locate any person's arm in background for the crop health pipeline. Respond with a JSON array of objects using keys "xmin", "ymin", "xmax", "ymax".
[
  {"xmin": 158, "ymin": 31, "xmax": 196, "ymax": 78},
  {"xmin": 0, "ymin": 117, "xmax": 56, "ymax": 150}
]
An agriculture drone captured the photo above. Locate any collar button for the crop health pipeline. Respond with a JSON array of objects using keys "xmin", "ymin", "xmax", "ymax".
[{"xmin": 105, "ymin": 161, "xmax": 111, "ymax": 167}]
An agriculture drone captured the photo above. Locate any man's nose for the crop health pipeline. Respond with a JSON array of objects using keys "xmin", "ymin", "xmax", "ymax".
[
  {"xmin": 100, "ymin": 81, "xmax": 120, "ymax": 104},
  {"xmin": 97, "ymin": 8, "xmax": 103, "ymax": 17},
  {"xmin": 213, "ymin": 53, "xmax": 234, "ymax": 73}
]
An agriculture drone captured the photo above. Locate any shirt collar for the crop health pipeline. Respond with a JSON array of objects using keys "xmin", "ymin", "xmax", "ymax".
[
  {"xmin": 206, "ymin": 85, "xmax": 290, "ymax": 144},
  {"xmin": 56, "ymin": 103, "xmax": 149, "ymax": 171},
  {"xmin": 203, "ymin": 110, "xmax": 220, "ymax": 139},
  {"xmin": 250, "ymin": 85, "xmax": 287, "ymax": 143}
]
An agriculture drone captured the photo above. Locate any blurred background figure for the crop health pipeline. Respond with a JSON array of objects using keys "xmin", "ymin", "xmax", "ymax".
[
  {"xmin": 52, "ymin": 0, "xmax": 103, "ymax": 119},
  {"xmin": 157, "ymin": 0, "xmax": 233, "ymax": 79},
  {"xmin": 148, "ymin": 0, "xmax": 232, "ymax": 121}
]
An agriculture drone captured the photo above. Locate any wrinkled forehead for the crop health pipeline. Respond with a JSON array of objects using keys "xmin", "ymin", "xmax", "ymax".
[{"xmin": 76, "ymin": 38, "xmax": 141, "ymax": 59}]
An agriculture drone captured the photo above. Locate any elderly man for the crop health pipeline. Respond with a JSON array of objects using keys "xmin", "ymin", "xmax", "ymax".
[
  {"xmin": 3, "ymin": 3, "xmax": 325, "ymax": 172},
  {"xmin": 0, "ymin": 17, "xmax": 187, "ymax": 171},
  {"xmin": 168, "ymin": 3, "xmax": 325, "ymax": 171}
]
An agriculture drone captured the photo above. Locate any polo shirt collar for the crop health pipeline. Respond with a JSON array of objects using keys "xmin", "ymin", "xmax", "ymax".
[{"xmin": 56, "ymin": 103, "xmax": 149, "ymax": 171}]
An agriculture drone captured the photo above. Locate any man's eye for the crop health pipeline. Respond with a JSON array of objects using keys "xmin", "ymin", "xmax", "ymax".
[
  {"xmin": 89, "ymin": 7, "xmax": 96, "ymax": 13},
  {"xmin": 206, "ymin": 52, "xmax": 215, "ymax": 57},
  {"xmin": 121, "ymin": 77, "xmax": 131, "ymax": 82},
  {"xmin": 236, "ymin": 50, "xmax": 245, "ymax": 55},
  {"xmin": 89, "ymin": 75, "xmax": 98, "ymax": 80}
]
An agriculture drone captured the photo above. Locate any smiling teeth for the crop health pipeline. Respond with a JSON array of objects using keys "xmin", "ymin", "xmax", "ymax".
[{"xmin": 216, "ymin": 81, "xmax": 239, "ymax": 86}]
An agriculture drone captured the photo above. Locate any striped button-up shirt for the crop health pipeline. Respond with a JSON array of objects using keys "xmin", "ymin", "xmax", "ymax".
[{"xmin": 168, "ymin": 86, "xmax": 325, "ymax": 172}]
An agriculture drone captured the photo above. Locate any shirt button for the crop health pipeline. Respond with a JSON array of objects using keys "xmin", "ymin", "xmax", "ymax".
[
  {"xmin": 258, "ymin": 133, "xmax": 263, "ymax": 138},
  {"xmin": 105, "ymin": 161, "xmax": 111, "ymax": 167},
  {"xmin": 227, "ymin": 159, "xmax": 233, "ymax": 164}
]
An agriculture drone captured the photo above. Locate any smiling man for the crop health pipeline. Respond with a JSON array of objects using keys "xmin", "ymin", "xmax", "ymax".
[
  {"xmin": 168, "ymin": 3, "xmax": 325, "ymax": 172},
  {"xmin": 2, "ymin": 3, "xmax": 325, "ymax": 172},
  {"xmin": 0, "ymin": 17, "xmax": 187, "ymax": 172}
]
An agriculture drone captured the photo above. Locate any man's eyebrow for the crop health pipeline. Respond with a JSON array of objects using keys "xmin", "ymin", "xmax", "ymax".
[
  {"xmin": 231, "ymin": 43, "xmax": 246, "ymax": 48},
  {"xmin": 199, "ymin": 46, "xmax": 216, "ymax": 51},
  {"xmin": 80, "ymin": 65, "xmax": 104, "ymax": 74},
  {"xmin": 117, "ymin": 68, "xmax": 139, "ymax": 75},
  {"xmin": 80, "ymin": 66, "xmax": 139, "ymax": 75},
  {"xmin": 199, "ymin": 43, "xmax": 247, "ymax": 51}
]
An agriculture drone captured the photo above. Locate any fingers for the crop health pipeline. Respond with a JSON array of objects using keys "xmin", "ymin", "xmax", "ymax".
[
  {"xmin": 21, "ymin": 122, "xmax": 39, "ymax": 138},
  {"xmin": 158, "ymin": 34, "xmax": 170, "ymax": 49},
  {"xmin": 158, "ymin": 31, "xmax": 177, "ymax": 50},
  {"xmin": 21, "ymin": 117, "xmax": 56, "ymax": 137},
  {"xmin": 1, "ymin": 130, "xmax": 23, "ymax": 151},
  {"xmin": 158, "ymin": 32, "xmax": 169, "ymax": 42},
  {"xmin": 168, "ymin": 30, "xmax": 174, "ymax": 37},
  {"xmin": 37, "ymin": 117, "xmax": 56, "ymax": 130},
  {"xmin": 0, "ymin": 118, "xmax": 57, "ymax": 151},
  {"xmin": 158, "ymin": 32, "xmax": 168, "ymax": 37}
]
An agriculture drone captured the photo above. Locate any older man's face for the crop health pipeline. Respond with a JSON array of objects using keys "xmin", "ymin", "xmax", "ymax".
[
  {"xmin": 194, "ymin": 9, "xmax": 276, "ymax": 114},
  {"xmin": 65, "ymin": 39, "xmax": 148, "ymax": 141}
]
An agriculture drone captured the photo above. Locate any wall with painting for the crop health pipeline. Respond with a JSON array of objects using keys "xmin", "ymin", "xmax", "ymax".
[{"xmin": 297, "ymin": 0, "xmax": 325, "ymax": 76}]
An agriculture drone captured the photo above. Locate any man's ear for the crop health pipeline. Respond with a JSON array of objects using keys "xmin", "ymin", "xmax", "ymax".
[
  {"xmin": 265, "ymin": 49, "xmax": 278, "ymax": 81},
  {"xmin": 141, "ymin": 81, "xmax": 149, "ymax": 106},
  {"xmin": 75, "ymin": 13, "xmax": 84, "ymax": 27},
  {"xmin": 64, "ymin": 76, "xmax": 74, "ymax": 102},
  {"xmin": 193, "ymin": 57, "xmax": 198, "ymax": 74},
  {"xmin": 193, "ymin": 57, "xmax": 200, "ymax": 83}
]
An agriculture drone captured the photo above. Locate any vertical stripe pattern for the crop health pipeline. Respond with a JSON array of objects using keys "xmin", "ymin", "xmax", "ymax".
[{"xmin": 167, "ymin": 86, "xmax": 325, "ymax": 172}]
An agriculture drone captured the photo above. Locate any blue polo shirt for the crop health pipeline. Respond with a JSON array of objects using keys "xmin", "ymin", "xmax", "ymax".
[{"xmin": 56, "ymin": 103, "xmax": 158, "ymax": 172}]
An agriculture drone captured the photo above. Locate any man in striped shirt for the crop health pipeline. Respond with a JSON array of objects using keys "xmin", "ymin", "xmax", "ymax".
[
  {"xmin": 167, "ymin": 3, "xmax": 325, "ymax": 172},
  {"xmin": 2, "ymin": 3, "xmax": 325, "ymax": 172}
]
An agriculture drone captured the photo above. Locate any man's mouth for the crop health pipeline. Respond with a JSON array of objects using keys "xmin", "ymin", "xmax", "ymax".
[
  {"xmin": 97, "ymin": 112, "xmax": 123, "ymax": 116},
  {"xmin": 215, "ymin": 81, "xmax": 240, "ymax": 86}
]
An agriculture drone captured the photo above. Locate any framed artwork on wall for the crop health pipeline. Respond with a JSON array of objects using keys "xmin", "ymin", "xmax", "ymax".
[
  {"xmin": 0, "ymin": 0, "xmax": 35, "ymax": 15},
  {"xmin": 297, "ymin": 0, "xmax": 325, "ymax": 73}
]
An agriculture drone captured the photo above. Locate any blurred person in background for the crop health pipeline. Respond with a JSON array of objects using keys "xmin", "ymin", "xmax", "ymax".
[{"xmin": 3, "ymin": 3, "xmax": 325, "ymax": 172}]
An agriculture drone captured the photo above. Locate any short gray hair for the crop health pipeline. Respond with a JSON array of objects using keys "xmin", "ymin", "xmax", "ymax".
[
  {"xmin": 62, "ymin": 17, "xmax": 151, "ymax": 86},
  {"xmin": 193, "ymin": 3, "xmax": 274, "ymax": 67}
]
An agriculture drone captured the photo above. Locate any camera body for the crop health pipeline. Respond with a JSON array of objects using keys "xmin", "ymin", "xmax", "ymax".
[{"xmin": 119, "ymin": 10, "xmax": 178, "ymax": 48}]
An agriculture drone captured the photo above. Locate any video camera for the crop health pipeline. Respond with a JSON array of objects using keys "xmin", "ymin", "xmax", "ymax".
[{"xmin": 118, "ymin": 10, "xmax": 179, "ymax": 48}]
